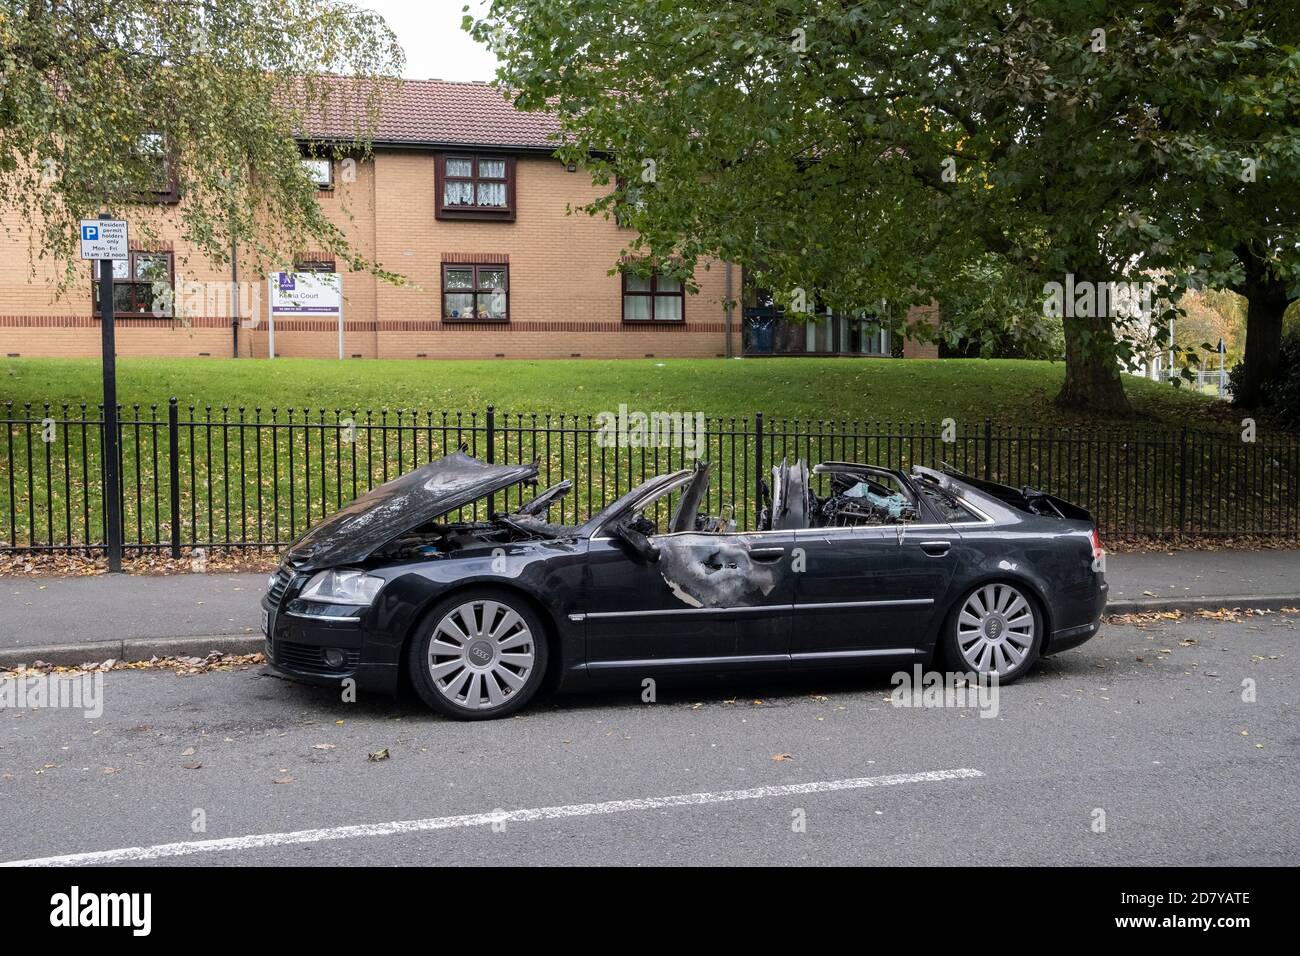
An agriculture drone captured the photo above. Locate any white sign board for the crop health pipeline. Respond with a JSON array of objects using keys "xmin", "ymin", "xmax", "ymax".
[
  {"xmin": 269, "ymin": 272, "xmax": 342, "ymax": 314},
  {"xmin": 78, "ymin": 219, "xmax": 129, "ymax": 260},
  {"xmin": 267, "ymin": 272, "xmax": 344, "ymax": 359}
]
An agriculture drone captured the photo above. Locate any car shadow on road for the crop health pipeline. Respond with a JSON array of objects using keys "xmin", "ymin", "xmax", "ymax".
[{"xmin": 254, "ymin": 660, "xmax": 1083, "ymax": 722}]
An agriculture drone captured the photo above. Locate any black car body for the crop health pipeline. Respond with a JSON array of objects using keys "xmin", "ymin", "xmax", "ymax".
[{"xmin": 262, "ymin": 450, "xmax": 1107, "ymax": 719}]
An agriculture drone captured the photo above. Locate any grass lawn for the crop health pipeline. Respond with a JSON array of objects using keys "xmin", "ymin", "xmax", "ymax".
[
  {"xmin": 0, "ymin": 356, "xmax": 1267, "ymax": 433},
  {"xmin": 2, "ymin": 357, "xmax": 1295, "ymax": 549}
]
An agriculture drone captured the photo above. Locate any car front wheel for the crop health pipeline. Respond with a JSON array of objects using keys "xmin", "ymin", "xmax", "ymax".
[
  {"xmin": 408, "ymin": 589, "xmax": 549, "ymax": 720},
  {"xmin": 944, "ymin": 581, "xmax": 1042, "ymax": 683}
]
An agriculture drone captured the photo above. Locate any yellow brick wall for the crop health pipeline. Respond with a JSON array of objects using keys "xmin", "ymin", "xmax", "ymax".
[
  {"xmin": 902, "ymin": 301, "xmax": 941, "ymax": 359},
  {"xmin": 1, "ymin": 152, "xmax": 732, "ymax": 360}
]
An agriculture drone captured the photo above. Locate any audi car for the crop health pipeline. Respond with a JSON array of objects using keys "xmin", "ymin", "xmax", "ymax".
[{"xmin": 261, "ymin": 450, "xmax": 1107, "ymax": 719}]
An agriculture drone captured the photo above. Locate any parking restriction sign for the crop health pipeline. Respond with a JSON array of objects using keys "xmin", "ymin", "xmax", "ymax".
[{"xmin": 79, "ymin": 219, "xmax": 129, "ymax": 260}]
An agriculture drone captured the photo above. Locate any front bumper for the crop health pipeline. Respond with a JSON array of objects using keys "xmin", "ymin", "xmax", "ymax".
[{"xmin": 261, "ymin": 588, "xmax": 399, "ymax": 693}]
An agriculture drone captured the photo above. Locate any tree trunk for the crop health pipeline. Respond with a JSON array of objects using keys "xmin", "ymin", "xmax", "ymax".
[
  {"xmin": 1056, "ymin": 309, "xmax": 1133, "ymax": 415},
  {"xmin": 1234, "ymin": 271, "xmax": 1291, "ymax": 408}
]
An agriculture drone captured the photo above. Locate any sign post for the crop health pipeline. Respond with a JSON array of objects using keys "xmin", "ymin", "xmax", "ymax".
[
  {"xmin": 1218, "ymin": 338, "xmax": 1226, "ymax": 399},
  {"xmin": 80, "ymin": 215, "xmax": 129, "ymax": 572}
]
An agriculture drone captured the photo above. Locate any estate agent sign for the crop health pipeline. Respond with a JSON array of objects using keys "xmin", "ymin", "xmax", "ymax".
[{"xmin": 267, "ymin": 271, "xmax": 344, "ymax": 359}]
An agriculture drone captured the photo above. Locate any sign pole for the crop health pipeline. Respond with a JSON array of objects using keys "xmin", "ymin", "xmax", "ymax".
[
  {"xmin": 97, "ymin": 213, "xmax": 122, "ymax": 572},
  {"xmin": 268, "ymin": 275, "xmax": 276, "ymax": 359},
  {"xmin": 337, "ymin": 281, "xmax": 344, "ymax": 360},
  {"xmin": 1218, "ymin": 338, "xmax": 1226, "ymax": 399}
]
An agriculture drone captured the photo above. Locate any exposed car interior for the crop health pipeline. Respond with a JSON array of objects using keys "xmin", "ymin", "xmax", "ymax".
[
  {"xmin": 377, "ymin": 478, "xmax": 581, "ymax": 558},
  {"xmin": 379, "ymin": 456, "xmax": 985, "ymax": 561}
]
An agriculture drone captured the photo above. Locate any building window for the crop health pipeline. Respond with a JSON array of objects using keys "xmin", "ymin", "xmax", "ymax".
[
  {"xmin": 622, "ymin": 271, "xmax": 684, "ymax": 322},
  {"xmin": 294, "ymin": 256, "xmax": 336, "ymax": 273},
  {"xmin": 302, "ymin": 157, "xmax": 333, "ymax": 190},
  {"xmin": 436, "ymin": 154, "xmax": 515, "ymax": 220},
  {"xmin": 93, "ymin": 251, "xmax": 174, "ymax": 316},
  {"xmin": 442, "ymin": 264, "xmax": 508, "ymax": 322},
  {"xmin": 132, "ymin": 132, "xmax": 179, "ymax": 202}
]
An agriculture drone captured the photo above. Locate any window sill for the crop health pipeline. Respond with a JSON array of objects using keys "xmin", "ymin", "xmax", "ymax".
[
  {"xmin": 436, "ymin": 206, "xmax": 515, "ymax": 222},
  {"xmin": 622, "ymin": 319, "xmax": 686, "ymax": 326},
  {"xmin": 441, "ymin": 317, "xmax": 510, "ymax": 324}
]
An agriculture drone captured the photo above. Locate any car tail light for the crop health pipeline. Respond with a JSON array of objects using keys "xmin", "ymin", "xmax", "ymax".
[{"xmin": 1090, "ymin": 528, "xmax": 1104, "ymax": 565}]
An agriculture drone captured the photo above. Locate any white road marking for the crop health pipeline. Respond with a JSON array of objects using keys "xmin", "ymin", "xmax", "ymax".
[{"xmin": 3, "ymin": 767, "xmax": 982, "ymax": 867}]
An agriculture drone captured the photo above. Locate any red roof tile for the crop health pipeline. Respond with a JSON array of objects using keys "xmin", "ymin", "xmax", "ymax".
[{"xmin": 301, "ymin": 78, "xmax": 561, "ymax": 151}]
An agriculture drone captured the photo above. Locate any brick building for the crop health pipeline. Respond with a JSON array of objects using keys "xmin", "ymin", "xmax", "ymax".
[{"xmin": 0, "ymin": 79, "xmax": 937, "ymax": 361}]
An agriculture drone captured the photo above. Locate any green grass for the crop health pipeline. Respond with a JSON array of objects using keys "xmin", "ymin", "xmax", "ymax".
[
  {"xmin": 0, "ymin": 356, "xmax": 1268, "ymax": 433},
  {"xmin": 3, "ymin": 357, "xmax": 1294, "ymax": 549}
]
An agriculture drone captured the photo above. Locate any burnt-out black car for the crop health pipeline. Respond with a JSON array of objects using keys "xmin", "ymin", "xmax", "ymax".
[{"xmin": 261, "ymin": 450, "xmax": 1107, "ymax": 719}]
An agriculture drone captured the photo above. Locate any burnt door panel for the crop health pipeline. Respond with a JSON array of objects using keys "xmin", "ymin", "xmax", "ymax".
[
  {"xmin": 790, "ymin": 526, "xmax": 954, "ymax": 658},
  {"xmin": 582, "ymin": 532, "xmax": 793, "ymax": 668}
]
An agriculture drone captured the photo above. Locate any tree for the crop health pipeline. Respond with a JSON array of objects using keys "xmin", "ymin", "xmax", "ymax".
[
  {"xmin": 473, "ymin": 0, "xmax": 1298, "ymax": 416},
  {"xmin": 1145, "ymin": 3, "xmax": 1300, "ymax": 408},
  {"xmin": 0, "ymin": 0, "xmax": 403, "ymax": 284}
]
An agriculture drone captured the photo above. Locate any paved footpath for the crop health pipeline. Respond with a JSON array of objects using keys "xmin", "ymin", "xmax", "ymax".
[{"xmin": 1, "ymin": 549, "xmax": 1298, "ymax": 666}]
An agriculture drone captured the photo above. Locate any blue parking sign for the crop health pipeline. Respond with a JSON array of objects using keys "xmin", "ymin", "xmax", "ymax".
[{"xmin": 78, "ymin": 218, "xmax": 128, "ymax": 260}]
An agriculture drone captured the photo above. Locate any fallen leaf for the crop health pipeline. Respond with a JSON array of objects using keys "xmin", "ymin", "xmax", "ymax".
[
  {"xmin": 368, "ymin": 748, "xmax": 390, "ymax": 762},
  {"xmin": 771, "ymin": 753, "xmax": 794, "ymax": 762}
]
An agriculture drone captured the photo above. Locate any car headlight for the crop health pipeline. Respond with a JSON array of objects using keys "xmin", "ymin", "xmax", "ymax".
[{"xmin": 299, "ymin": 569, "xmax": 385, "ymax": 606}]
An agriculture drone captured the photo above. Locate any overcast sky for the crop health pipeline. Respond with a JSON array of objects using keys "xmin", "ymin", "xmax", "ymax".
[{"xmin": 355, "ymin": 0, "xmax": 500, "ymax": 82}]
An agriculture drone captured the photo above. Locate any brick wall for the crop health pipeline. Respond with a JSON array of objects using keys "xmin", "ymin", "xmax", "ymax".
[
  {"xmin": 0, "ymin": 152, "xmax": 733, "ymax": 360},
  {"xmin": 902, "ymin": 301, "xmax": 940, "ymax": 359}
]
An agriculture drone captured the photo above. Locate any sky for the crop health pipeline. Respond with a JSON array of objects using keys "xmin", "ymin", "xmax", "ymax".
[{"xmin": 354, "ymin": 0, "xmax": 500, "ymax": 82}]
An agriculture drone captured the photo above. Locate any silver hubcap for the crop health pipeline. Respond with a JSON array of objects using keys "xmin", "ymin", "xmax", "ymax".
[
  {"xmin": 957, "ymin": 583, "xmax": 1035, "ymax": 677},
  {"xmin": 427, "ymin": 600, "xmax": 536, "ymax": 710}
]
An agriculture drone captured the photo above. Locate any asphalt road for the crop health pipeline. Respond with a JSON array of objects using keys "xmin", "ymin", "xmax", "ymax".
[{"xmin": 1, "ymin": 614, "xmax": 1296, "ymax": 866}]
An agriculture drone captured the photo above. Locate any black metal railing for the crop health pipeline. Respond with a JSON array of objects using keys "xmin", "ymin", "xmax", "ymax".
[{"xmin": 2, "ymin": 400, "xmax": 1297, "ymax": 553}]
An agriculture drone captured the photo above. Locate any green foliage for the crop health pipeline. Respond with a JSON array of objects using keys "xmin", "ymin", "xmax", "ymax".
[
  {"xmin": 1231, "ymin": 328, "xmax": 1300, "ymax": 427},
  {"xmin": 0, "ymin": 0, "xmax": 403, "ymax": 285},
  {"xmin": 471, "ymin": 1, "xmax": 1300, "ymax": 397},
  {"xmin": 938, "ymin": 256, "xmax": 1064, "ymax": 360}
]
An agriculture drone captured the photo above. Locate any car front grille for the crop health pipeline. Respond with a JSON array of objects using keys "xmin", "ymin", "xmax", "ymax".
[
  {"xmin": 266, "ymin": 567, "xmax": 295, "ymax": 609},
  {"xmin": 277, "ymin": 641, "xmax": 361, "ymax": 674}
]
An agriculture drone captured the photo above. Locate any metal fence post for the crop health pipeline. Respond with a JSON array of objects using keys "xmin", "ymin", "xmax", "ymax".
[
  {"xmin": 754, "ymin": 411, "xmax": 764, "ymax": 528},
  {"xmin": 984, "ymin": 418, "xmax": 993, "ymax": 482},
  {"xmin": 168, "ymin": 397, "xmax": 181, "ymax": 558},
  {"xmin": 485, "ymin": 404, "xmax": 495, "ymax": 518},
  {"xmin": 1178, "ymin": 425, "xmax": 1188, "ymax": 535}
]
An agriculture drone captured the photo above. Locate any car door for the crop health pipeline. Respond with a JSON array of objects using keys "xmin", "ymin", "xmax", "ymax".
[
  {"xmin": 581, "ymin": 529, "xmax": 794, "ymax": 671},
  {"xmin": 790, "ymin": 521, "xmax": 955, "ymax": 663}
]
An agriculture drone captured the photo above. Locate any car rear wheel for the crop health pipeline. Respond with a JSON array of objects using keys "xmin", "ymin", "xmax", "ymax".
[
  {"xmin": 944, "ymin": 581, "xmax": 1041, "ymax": 683},
  {"xmin": 408, "ymin": 589, "xmax": 549, "ymax": 720}
]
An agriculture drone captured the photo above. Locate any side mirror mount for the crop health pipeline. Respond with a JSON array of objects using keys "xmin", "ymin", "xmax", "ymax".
[{"xmin": 609, "ymin": 520, "xmax": 660, "ymax": 563}]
